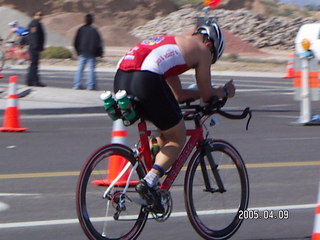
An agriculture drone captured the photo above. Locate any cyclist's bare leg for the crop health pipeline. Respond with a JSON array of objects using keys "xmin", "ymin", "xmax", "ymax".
[
  {"xmin": 148, "ymin": 119, "xmax": 186, "ymax": 181},
  {"xmin": 137, "ymin": 119, "xmax": 186, "ymax": 212}
]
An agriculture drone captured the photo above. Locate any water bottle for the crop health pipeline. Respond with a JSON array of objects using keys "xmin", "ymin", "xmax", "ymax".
[
  {"xmin": 115, "ymin": 90, "xmax": 137, "ymax": 124},
  {"xmin": 100, "ymin": 91, "xmax": 120, "ymax": 121}
]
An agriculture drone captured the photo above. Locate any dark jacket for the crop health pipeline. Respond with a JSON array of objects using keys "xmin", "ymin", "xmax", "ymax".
[
  {"xmin": 74, "ymin": 24, "xmax": 103, "ymax": 57},
  {"xmin": 28, "ymin": 19, "xmax": 45, "ymax": 51}
]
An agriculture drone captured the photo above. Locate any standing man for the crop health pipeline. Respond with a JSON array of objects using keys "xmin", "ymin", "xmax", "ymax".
[
  {"xmin": 26, "ymin": 10, "xmax": 46, "ymax": 87},
  {"xmin": 73, "ymin": 13, "xmax": 103, "ymax": 90}
]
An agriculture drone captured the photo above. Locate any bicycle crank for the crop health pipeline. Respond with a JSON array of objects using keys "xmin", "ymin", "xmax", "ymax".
[{"xmin": 151, "ymin": 190, "xmax": 172, "ymax": 222}]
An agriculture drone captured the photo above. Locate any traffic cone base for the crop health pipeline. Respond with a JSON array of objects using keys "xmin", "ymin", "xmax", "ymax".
[
  {"xmin": 0, "ymin": 76, "xmax": 28, "ymax": 133},
  {"xmin": 313, "ymin": 233, "xmax": 320, "ymax": 240},
  {"xmin": 283, "ymin": 53, "xmax": 295, "ymax": 79},
  {"xmin": 283, "ymin": 68, "xmax": 294, "ymax": 79},
  {"xmin": 92, "ymin": 179, "xmax": 139, "ymax": 187},
  {"xmin": 0, "ymin": 107, "xmax": 27, "ymax": 132},
  {"xmin": 0, "ymin": 127, "xmax": 27, "ymax": 132}
]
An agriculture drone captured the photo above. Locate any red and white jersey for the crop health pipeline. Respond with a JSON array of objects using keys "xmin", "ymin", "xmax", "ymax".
[{"xmin": 118, "ymin": 35, "xmax": 190, "ymax": 78}]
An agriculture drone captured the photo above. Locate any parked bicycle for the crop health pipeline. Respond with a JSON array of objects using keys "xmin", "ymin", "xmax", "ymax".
[{"xmin": 76, "ymin": 96, "xmax": 251, "ymax": 240}]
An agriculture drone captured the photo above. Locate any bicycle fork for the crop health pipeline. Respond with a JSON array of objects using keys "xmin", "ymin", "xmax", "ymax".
[{"xmin": 200, "ymin": 143, "xmax": 226, "ymax": 193}]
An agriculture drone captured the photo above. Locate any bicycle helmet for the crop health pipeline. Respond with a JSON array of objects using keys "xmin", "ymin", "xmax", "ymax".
[
  {"xmin": 8, "ymin": 21, "xmax": 18, "ymax": 27},
  {"xmin": 194, "ymin": 19, "xmax": 225, "ymax": 64}
]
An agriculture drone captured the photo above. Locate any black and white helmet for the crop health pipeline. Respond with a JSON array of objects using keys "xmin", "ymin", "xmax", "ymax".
[{"xmin": 195, "ymin": 19, "xmax": 225, "ymax": 64}]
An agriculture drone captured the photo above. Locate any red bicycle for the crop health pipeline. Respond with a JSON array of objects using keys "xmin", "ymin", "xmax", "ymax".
[
  {"xmin": 0, "ymin": 39, "xmax": 30, "ymax": 68},
  {"xmin": 76, "ymin": 97, "xmax": 251, "ymax": 240}
]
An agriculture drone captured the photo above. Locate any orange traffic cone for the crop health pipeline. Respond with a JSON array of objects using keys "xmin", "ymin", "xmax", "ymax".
[
  {"xmin": 92, "ymin": 119, "xmax": 138, "ymax": 186},
  {"xmin": 283, "ymin": 53, "xmax": 295, "ymax": 79},
  {"xmin": 312, "ymin": 183, "xmax": 320, "ymax": 240},
  {"xmin": 0, "ymin": 75, "xmax": 27, "ymax": 132}
]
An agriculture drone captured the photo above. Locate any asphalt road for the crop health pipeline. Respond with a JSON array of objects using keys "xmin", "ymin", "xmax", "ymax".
[{"xmin": 0, "ymin": 69, "xmax": 319, "ymax": 240}]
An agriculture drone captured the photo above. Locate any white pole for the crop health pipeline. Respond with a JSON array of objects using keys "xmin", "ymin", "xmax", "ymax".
[{"xmin": 299, "ymin": 58, "xmax": 311, "ymax": 124}]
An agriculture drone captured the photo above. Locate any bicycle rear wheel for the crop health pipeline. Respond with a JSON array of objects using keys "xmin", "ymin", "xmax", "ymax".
[
  {"xmin": 185, "ymin": 139, "xmax": 249, "ymax": 240},
  {"xmin": 76, "ymin": 144, "xmax": 148, "ymax": 240}
]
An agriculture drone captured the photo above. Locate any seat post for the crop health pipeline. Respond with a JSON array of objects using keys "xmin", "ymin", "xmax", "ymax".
[{"xmin": 138, "ymin": 120, "xmax": 153, "ymax": 170}]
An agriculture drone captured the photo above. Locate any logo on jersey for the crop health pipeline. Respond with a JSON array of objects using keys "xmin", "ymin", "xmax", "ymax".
[{"xmin": 141, "ymin": 37, "xmax": 164, "ymax": 46}]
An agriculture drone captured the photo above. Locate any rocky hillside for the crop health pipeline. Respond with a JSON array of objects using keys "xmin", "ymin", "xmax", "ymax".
[
  {"xmin": 1, "ymin": 0, "xmax": 319, "ymax": 51},
  {"xmin": 132, "ymin": 7, "xmax": 319, "ymax": 50},
  {"xmin": 278, "ymin": 0, "xmax": 320, "ymax": 7},
  {"xmin": 0, "ymin": 0, "xmax": 177, "ymax": 29}
]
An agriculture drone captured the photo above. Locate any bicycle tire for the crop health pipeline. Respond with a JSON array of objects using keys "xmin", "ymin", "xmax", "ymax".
[
  {"xmin": 184, "ymin": 139, "xmax": 249, "ymax": 240},
  {"xmin": 76, "ymin": 143, "xmax": 148, "ymax": 240}
]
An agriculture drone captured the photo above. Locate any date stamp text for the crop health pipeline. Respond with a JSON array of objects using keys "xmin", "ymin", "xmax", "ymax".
[{"xmin": 239, "ymin": 209, "xmax": 289, "ymax": 220}]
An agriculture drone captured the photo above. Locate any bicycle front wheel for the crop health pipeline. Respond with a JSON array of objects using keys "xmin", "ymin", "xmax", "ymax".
[
  {"xmin": 185, "ymin": 139, "xmax": 249, "ymax": 240},
  {"xmin": 76, "ymin": 144, "xmax": 148, "ymax": 240}
]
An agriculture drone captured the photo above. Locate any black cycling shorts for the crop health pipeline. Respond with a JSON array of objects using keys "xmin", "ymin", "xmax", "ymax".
[{"xmin": 114, "ymin": 69, "xmax": 182, "ymax": 131}]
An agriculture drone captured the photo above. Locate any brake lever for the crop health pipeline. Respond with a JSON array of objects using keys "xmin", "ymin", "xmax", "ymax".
[
  {"xmin": 215, "ymin": 107, "xmax": 252, "ymax": 130},
  {"xmin": 244, "ymin": 108, "xmax": 252, "ymax": 131}
]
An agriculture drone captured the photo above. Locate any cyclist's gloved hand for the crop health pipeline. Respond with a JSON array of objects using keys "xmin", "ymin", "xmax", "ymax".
[{"xmin": 223, "ymin": 80, "xmax": 235, "ymax": 98}]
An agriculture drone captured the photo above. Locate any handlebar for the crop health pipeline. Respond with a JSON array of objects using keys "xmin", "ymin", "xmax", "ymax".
[
  {"xmin": 180, "ymin": 97, "xmax": 252, "ymax": 130},
  {"xmin": 0, "ymin": 40, "xmax": 16, "ymax": 45}
]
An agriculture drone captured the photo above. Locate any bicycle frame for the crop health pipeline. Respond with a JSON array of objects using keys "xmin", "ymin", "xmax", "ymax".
[
  {"xmin": 0, "ymin": 41, "xmax": 29, "ymax": 62},
  {"xmin": 137, "ymin": 119, "xmax": 204, "ymax": 191},
  {"xmin": 101, "ymin": 119, "xmax": 205, "ymax": 200},
  {"xmin": 102, "ymin": 102, "xmax": 251, "ymax": 199},
  {"xmin": 78, "ymin": 99, "xmax": 251, "ymax": 240}
]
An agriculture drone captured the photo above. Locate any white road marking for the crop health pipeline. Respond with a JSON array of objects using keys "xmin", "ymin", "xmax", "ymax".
[
  {"xmin": 0, "ymin": 203, "xmax": 315, "ymax": 229},
  {"xmin": 236, "ymin": 89, "xmax": 293, "ymax": 93},
  {"xmin": 265, "ymin": 136, "xmax": 320, "ymax": 141},
  {"xmin": 22, "ymin": 113, "xmax": 105, "ymax": 119},
  {"xmin": 0, "ymin": 202, "xmax": 9, "ymax": 212},
  {"xmin": 6, "ymin": 145, "xmax": 16, "ymax": 149},
  {"xmin": 0, "ymin": 193, "xmax": 42, "ymax": 212},
  {"xmin": 0, "ymin": 193, "xmax": 41, "ymax": 197}
]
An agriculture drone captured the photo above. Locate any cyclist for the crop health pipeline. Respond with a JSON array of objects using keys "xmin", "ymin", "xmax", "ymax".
[
  {"xmin": 6, "ymin": 21, "xmax": 29, "ymax": 43},
  {"xmin": 5, "ymin": 21, "xmax": 29, "ymax": 64},
  {"xmin": 114, "ymin": 19, "xmax": 235, "ymax": 213}
]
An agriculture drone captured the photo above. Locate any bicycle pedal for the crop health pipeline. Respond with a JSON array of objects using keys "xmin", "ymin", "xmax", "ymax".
[{"xmin": 151, "ymin": 190, "xmax": 172, "ymax": 222}]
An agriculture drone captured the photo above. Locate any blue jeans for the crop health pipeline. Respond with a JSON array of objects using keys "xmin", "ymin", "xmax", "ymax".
[{"xmin": 73, "ymin": 55, "xmax": 97, "ymax": 90}]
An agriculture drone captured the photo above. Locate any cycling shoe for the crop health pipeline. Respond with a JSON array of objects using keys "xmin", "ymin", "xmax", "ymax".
[{"xmin": 135, "ymin": 179, "xmax": 165, "ymax": 214}]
